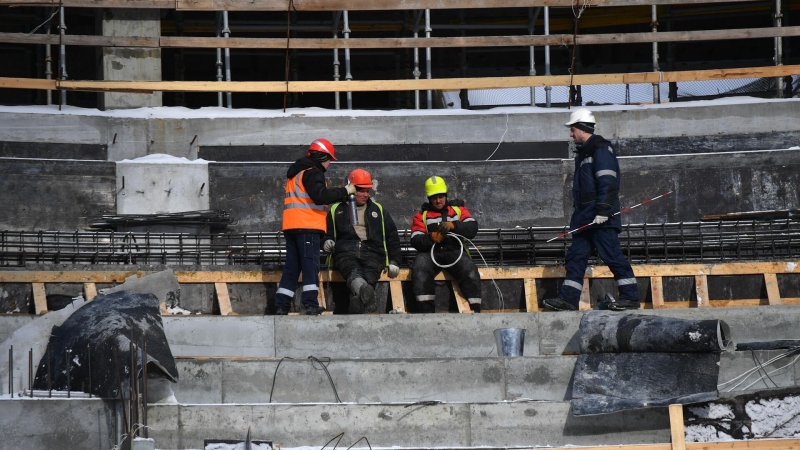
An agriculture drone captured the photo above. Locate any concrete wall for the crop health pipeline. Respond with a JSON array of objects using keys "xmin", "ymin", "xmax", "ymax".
[
  {"xmin": 0, "ymin": 99, "xmax": 797, "ymax": 161},
  {"xmin": 116, "ymin": 156, "xmax": 209, "ymax": 214}
]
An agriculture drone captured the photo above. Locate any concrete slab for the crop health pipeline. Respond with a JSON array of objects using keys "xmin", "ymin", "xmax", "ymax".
[
  {"xmin": 505, "ymin": 355, "xmax": 577, "ymax": 402},
  {"xmin": 0, "ymin": 315, "xmax": 33, "ymax": 344},
  {"xmin": 163, "ymin": 316, "xmax": 275, "ymax": 357},
  {"xmin": 0, "ymin": 398, "xmax": 114, "ymax": 450},
  {"xmin": 273, "ymin": 313, "xmax": 539, "ymax": 358}
]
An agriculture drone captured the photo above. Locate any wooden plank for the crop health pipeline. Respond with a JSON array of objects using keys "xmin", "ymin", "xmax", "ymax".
[
  {"xmin": 0, "ymin": 0, "xmax": 173, "ymax": 6},
  {"xmin": 524, "ymin": 278, "xmax": 539, "ymax": 312},
  {"xmin": 32, "ymin": 282, "xmax": 48, "ymax": 315},
  {"xmin": 7, "ymin": 26, "xmax": 800, "ymax": 51},
  {"xmin": 451, "ymin": 281, "xmax": 474, "ymax": 314},
  {"xmin": 518, "ymin": 438, "xmax": 800, "ymax": 450},
  {"xmin": 317, "ymin": 278, "xmax": 327, "ymax": 310},
  {"xmin": 214, "ymin": 282, "xmax": 233, "ymax": 316},
  {"xmin": 389, "ymin": 280, "xmax": 406, "ymax": 314},
  {"xmin": 83, "ymin": 283, "xmax": 98, "ymax": 301},
  {"xmin": 579, "ymin": 279, "xmax": 591, "ymax": 311},
  {"xmin": 0, "ymin": 270, "xmax": 148, "ymax": 283},
  {"xmin": 694, "ymin": 275, "xmax": 709, "ymax": 308},
  {"xmin": 2, "ymin": 64, "xmax": 796, "ymax": 95},
  {"xmin": 650, "ymin": 276, "xmax": 664, "ymax": 309},
  {"xmin": 708, "ymin": 299, "xmax": 763, "ymax": 307},
  {"xmin": 764, "ymin": 273, "xmax": 782, "ymax": 305},
  {"xmin": 669, "ymin": 404, "xmax": 686, "ymax": 450}
]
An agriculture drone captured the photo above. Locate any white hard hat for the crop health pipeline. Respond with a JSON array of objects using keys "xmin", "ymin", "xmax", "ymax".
[{"xmin": 564, "ymin": 108, "xmax": 596, "ymax": 127}]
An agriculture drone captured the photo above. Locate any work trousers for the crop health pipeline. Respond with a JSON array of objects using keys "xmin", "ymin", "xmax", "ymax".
[
  {"xmin": 561, "ymin": 227, "xmax": 639, "ymax": 307},
  {"xmin": 275, "ymin": 233, "xmax": 321, "ymax": 310},
  {"xmin": 412, "ymin": 251, "xmax": 482, "ymax": 305},
  {"xmin": 334, "ymin": 241, "xmax": 386, "ymax": 287}
]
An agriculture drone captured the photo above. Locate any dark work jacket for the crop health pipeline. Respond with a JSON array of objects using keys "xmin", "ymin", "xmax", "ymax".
[
  {"xmin": 284, "ymin": 157, "xmax": 349, "ymax": 235},
  {"xmin": 571, "ymin": 134, "xmax": 622, "ymax": 232},
  {"xmin": 409, "ymin": 199, "xmax": 478, "ymax": 253},
  {"xmin": 324, "ymin": 198, "xmax": 402, "ymax": 266}
]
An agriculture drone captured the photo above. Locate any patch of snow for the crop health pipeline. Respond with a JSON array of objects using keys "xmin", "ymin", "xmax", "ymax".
[
  {"xmin": 688, "ymin": 331, "xmax": 702, "ymax": 342},
  {"xmin": 204, "ymin": 443, "xmax": 272, "ymax": 450},
  {"xmin": 746, "ymin": 395, "xmax": 800, "ymax": 437},
  {"xmin": 119, "ymin": 153, "xmax": 208, "ymax": 165},
  {"xmin": 167, "ymin": 305, "xmax": 192, "ymax": 315},
  {"xmin": 688, "ymin": 403, "xmax": 735, "ymax": 420},
  {"xmin": 685, "ymin": 424, "xmax": 734, "ymax": 443},
  {"xmin": 787, "ymin": 262, "xmax": 797, "ymax": 272}
]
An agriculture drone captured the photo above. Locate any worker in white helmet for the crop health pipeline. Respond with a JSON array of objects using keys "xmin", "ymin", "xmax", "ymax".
[{"xmin": 542, "ymin": 108, "xmax": 640, "ymax": 312}]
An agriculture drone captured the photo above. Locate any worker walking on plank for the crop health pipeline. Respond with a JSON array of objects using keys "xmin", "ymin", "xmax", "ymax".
[
  {"xmin": 410, "ymin": 176, "xmax": 482, "ymax": 313},
  {"xmin": 542, "ymin": 108, "xmax": 640, "ymax": 311},
  {"xmin": 274, "ymin": 138, "xmax": 356, "ymax": 315},
  {"xmin": 322, "ymin": 169, "xmax": 402, "ymax": 313}
]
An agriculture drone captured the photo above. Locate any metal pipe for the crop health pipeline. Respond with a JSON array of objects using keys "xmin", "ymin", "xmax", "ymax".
[
  {"xmin": 343, "ymin": 10, "xmax": 353, "ymax": 110},
  {"xmin": 222, "ymin": 10, "xmax": 232, "ymax": 108},
  {"xmin": 28, "ymin": 349, "xmax": 32, "ymax": 398},
  {"xmin": 775, "ymin": 0, "xmax": 783, "ymax": 98},
  {"xmin": 8, "ymin": 346, "xmax": 12, "ymax": 398},
  {"xmin": 425, "ymin": 9, "xmax": 432, "ymax": 109},
  {"xmin": 65, "ymin": 348, "xmax": 71, "ymax": 398},
  {"xmin": 45, "ymin": 20, "xmax": 52, "ymax": 106},
  {"xmin": 87, "ymin": 344, "xmax": 92, "ymax": 398},
  {"xmin": 47, "ymin": 347, "xmax": 51, "ymax": 397},
  {"xmin": 215, "ymin": 12, "xmax": 223, "ymax": 107},
  {"xmin": 143, "ymin": 336, "xmax": 148, "ymax": 438},
  {"xmin": 413, "ymin": 10, "xmax": 422, "ymax": 110},
  {"xmin": 332, "ymin": 11, "xmax": 342, "ymax": 110},
  {"xmin": 58, "ymin": 6, "xmax": 66, "ymax": 107},
  {"xmin": 528, "ymin": 8, "xmax": 541, "ymax": 107},
  {"xmin": 544, "ymin": 6, "xmax": 552, "ymax": 108},
  {"xmin": 652, "ymin": 5, "xmax": 661, "ymax": 104}
]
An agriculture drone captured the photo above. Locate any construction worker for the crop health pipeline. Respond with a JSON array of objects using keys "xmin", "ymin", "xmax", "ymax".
[
  {"xmin": 542, "ymin": 108, "xmax": 640, "ymax": 311},
  {"xmin": 322, "ymin": 169, "xmax": 402, "ymax": 313},
  {"xmin": 274, "ymin": 138, "xmax": 357, "ymax": 315},
  {"xmin": 410, "ymin": 176, "xmax": 482, "ymax": 313}
]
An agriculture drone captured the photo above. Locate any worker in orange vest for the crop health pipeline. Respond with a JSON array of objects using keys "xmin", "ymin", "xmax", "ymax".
[{"xmin": 275, "ymin": 138, "xmax": 356, "ymax": 315}]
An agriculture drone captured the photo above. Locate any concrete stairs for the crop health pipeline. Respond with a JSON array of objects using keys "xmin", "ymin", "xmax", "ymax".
[{"xmin": 2, "ymin": 306, "xmax": 800, "ymax": 449}]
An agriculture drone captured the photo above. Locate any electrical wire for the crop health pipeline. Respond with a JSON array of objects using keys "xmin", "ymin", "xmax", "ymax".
[
  {"xmin": 25, "ymin": 8, "xmax": 59, "ymax": 36},
  {"xmin": 750, "ymin": 348, "xmax": 779, "ymax": 388},
  {"xmin": 485, "ymin": 113, "xmax": 509, "ymax": 161},
  {"xmin": 718, "ymin": 347, "xmax": 800, "ymax": 392},
  {"xmin": 346, "ymin": 436, "xmax": 373, "ymax": 450},
  {"xmin": 308, "ymin": 356, "xmax": 341, "ymax": 403},
  {"xmin": 268, "ymin": 356, "xmax": 292, "ymax": 403},
  {"xmin": 319, "ymin": 432, "xmax": 345, "ymax": 450}
]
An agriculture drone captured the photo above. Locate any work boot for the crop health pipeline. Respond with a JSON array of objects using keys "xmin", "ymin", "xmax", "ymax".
[
  {"xmin": 542, "ymin": 297, "xmax": 578, "ymax": 311},
  {"xmin": 275, "ymin": 307, "xmax": 289, "ymax": 316},
  {"xmin": 349, "ymin": 277, "xmax": 376, "ymax": 313},
  {"xmin": 305, "ymin": 305, "xmax": 326, "ymax": 315},
  {"xmin": 599, "ymin": 293, "xmax": 640, "ymax": 311},
  {"xmin": 470, "ymin": 303, "xmax": 481, "ymax": 313},
  {"xmin": 416, "ymin": 300, "xmax": 436, "ymax": 314}
]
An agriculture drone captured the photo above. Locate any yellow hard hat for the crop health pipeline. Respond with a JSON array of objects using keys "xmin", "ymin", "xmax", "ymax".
[{"xmin": 424, "ymin": 176, "xmax": 448, "ymax": 198}]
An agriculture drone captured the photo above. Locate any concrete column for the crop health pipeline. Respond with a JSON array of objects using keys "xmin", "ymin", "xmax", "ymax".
[{"xmin": 99, "ymin": 9, "xmax": 162, "ymax": 110}]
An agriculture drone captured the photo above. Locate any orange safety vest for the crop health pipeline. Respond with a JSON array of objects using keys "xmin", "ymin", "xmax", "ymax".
[{"xmin": 282, "ymin": 168, "xmax": 328, "ymax": 231}]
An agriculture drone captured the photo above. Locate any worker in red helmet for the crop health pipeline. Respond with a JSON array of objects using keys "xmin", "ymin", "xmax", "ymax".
[
  {"xmin": 274, "ymin": 138, "xmax": 357, "ymax": 316},
  {"xmin": 322, "ymin": 168, "xmax": 402, "ymax": 313}
]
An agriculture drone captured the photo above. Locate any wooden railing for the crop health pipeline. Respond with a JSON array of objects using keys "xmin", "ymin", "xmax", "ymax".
[{"xmin": 2, "ymin": 260, "xmax": 797, "ymax": 316}]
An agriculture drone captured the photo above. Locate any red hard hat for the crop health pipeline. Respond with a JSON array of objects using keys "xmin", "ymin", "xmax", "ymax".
[
  {"xmin": 348, "ymin": 168, "xmax": 373, "ymax": 188},
  {"xmin": 307, "ymin": 138, "xmax": 337, "ymax": 161}
]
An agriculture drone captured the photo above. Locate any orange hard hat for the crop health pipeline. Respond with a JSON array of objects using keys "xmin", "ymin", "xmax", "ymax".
[
  {"xmin": 348, "ymin": 168, "xmax": 374, "ymax": 188},
  {"xmin": 307, "ymin": 138, "xmax": 337, "ymax": 161}
]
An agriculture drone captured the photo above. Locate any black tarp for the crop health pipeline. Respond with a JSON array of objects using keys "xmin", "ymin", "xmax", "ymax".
[
  {"xmin": 571, "ymin": 311, "xmax": 729, "ymax": 416},
  {"xmin": 32, "ymin": 291, "xmax": 179, "ymax": 399}
]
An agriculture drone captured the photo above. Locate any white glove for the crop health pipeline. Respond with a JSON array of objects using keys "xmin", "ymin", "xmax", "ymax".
[
  {"xmin": 323, "ymin": 240, "xmax": 335, "ymax": 252},
  {"xmin": 387, "ymin": 263, "xmax": 400, "ymax": 279},
  {"xmin": 593, "ymin": 215, "xmax": 609, "ymax": 225},
  {"xmin": 345, "ymin": 184, "xmax": 357, "ymax": 195}
]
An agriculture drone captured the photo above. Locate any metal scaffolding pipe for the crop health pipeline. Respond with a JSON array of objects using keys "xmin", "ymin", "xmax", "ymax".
[
  {"xmin": 775, "ymin": 0, "xmax": 783, "ymax": 98},
  {"xmin": 343, "ymin": 10, "xmax": 353, "ymax": 110},
  {"xmin": 45, "ymin": 21, "xmax": 52, "ymax": 106},
  {"xmin": 332, "ymin": 11, "xmax": 342, "ymax": 110},
  {"xmin": 413, "ymin": 10, "xmax": 422, "ymax": 110},
  {"xmin": 215, "ymin": 12, "xmax": 223, "ymax": 107},
  {"xmin": 544, "ymin": 6, "xmax": 552, "ymax": 108},
  {"xmin": 425, "ymin": 9, "xmax": 432, "ymax": 109},
  {"xmin": 58, "ymin": 6, "xmax": 66, "ymax": 107},
  {"xmin": 222, "ymin": 10, "xmax": 232, "ymax": 108},
  {"xmin": 528, "ymin": 7, "xmax": 541, "ymax": 107},
  {"xmin": 652, "ymin": 5, "xmax": 661, "ymax": 104}
]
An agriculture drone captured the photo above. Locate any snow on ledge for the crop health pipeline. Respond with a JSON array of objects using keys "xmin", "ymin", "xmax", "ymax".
[{"xmin": 118, "ymin": 153, "xmax": 209, "ymax": 164}]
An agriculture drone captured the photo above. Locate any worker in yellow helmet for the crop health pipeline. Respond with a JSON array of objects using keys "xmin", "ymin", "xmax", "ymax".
[{"xmin": 409, "ymin": 176, "xmax": 482, "ymax": 313}]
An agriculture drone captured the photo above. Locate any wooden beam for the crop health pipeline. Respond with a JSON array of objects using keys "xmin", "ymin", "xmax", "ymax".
[
  {"xmin": 524, "ymin": 278, "xmax": 539, "ymax": 312},
  {"xmin": 3, "ymin": 64, "xmax": 798, "ymax": 94},
  {"xmin": 32, "ymin": 282, "xmax": 48, "ymax": 315},
  {"xmin": 669, "ymin": 404, "xmax": 686, "ymax": 450},
  {"xmin": 694, "ymin": 275, "xmax": 710, "ymax": 308},
  {"xmin": 0, "ymin": 0, "xmax": 173, "ymax": 7},
  {"xmin": 389, "ymin": 280, "xmax": 406, "ymax": 313},
  {"xmin": 214, "ymin": 282, "xmax": 233, "ymax": 316},
  {"xmin": 83, "ymin": 283, "xmax": 98, "ymax": 301},
  {"xmin": 517, "ymin": 439, "xmax": 800, "ymax": 450},
  {"xmin": 579, "ymin": 279, "xmax": 592, "ymax": 311},
  {"xmin": 452, "ymin": 281, "xmax": 474, "ymax": 314},
  {"xmin": 317, "ymin": 279, "xmax": 327, "ymax": 310},
  {"xmin": 6, "ymin": 27, "xmax": 799, "ymax": 51},
  {"xmin": 764, "ymin": 273, "xmax": 782, "ymax": 306},
  {"xmin": 650, "ymin": 276, "xmax": 664, "ymax": 309}
]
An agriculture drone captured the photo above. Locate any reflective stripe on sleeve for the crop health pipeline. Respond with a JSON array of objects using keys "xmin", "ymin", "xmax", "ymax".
[{"xmin": 595, "ymin": 170, "xmax": 617, "ymax": 178}]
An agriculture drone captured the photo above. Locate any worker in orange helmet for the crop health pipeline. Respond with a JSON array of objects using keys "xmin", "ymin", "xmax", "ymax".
[
  {"xmin": 274, "ymin": 138, "xmax": 356, "ymax": 316},
  {"xmin": 323, "ymin": 168, "xmax": 402, "ymax": 313}
]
